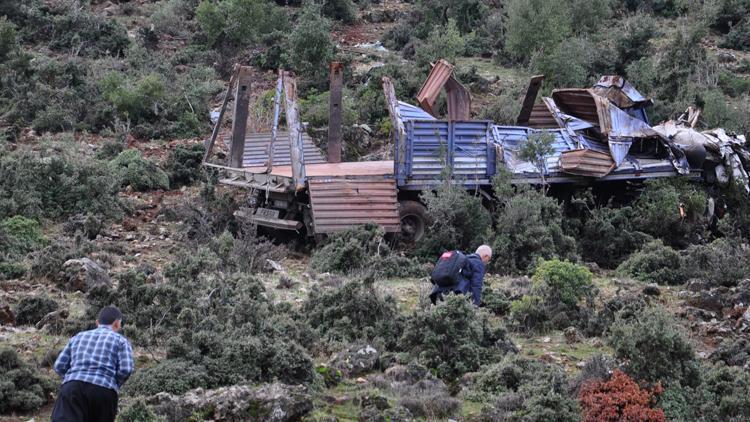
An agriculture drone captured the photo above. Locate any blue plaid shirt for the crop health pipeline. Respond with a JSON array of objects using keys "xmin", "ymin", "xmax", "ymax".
[{"xmin": 54, "ymin": 326, "xmax": 135, "ymax": 393}]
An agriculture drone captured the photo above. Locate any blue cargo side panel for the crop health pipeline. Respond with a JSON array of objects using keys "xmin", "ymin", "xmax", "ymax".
[
  {"xmin": 452, "ymin": 121, "xmax": 492, "ymax": 179},
  {"xmin": 406, "ymin": 120, "xmax": 450, "ymax": 179}
]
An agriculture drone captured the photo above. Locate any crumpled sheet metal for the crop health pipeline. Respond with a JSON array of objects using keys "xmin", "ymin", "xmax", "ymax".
[
  {"xmin": 653, "ymin": 122, "xmax": 750, "ymax": 192},
  {"xmin": 415, "ymin": 59, "xmax": 471, "ymax": 120},
  {"xmin": 592, "ymin": 75, "xmax": 652, "ymax": 109}
]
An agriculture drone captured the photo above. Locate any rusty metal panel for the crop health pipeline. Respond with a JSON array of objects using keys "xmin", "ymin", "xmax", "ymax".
[
  {"xmin": 416, "ymin": 59, "xmax": 454, "ymax": 117},
  {"xmin": 560, "ymin": 149, "xmax": 615, "ymax": 177},
  {"xmin": 517, "ymin": 75, "xmax": 545, "ymax": 125},
  {"xmin": 551, "ymin": 89, "xmax": 602, "ymax": 124},
  {"xmin": 444, "ymin": 76, "xmax": 471, "ymax": 120},
  {"xmin": 308, "ymin": 178, "xmax": 400, "ymax": 233},
  {"xmin": 527, "ymin": 103, "xmax": 559, "ymax": 128}
]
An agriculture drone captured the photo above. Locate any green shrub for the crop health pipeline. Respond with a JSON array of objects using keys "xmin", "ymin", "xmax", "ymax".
[
  {"xmin": 616, "ymin": 240, "xmax": 685, "ymax": 285},
  {"xmin": 0, "ymin": 148, "xmax": 121, "ymax": 220},
  {"xmin": 195, "ymin": 0, "xmax": 289, "ymax": 46},
  {"xmin": 414, "ymin": 19, "xmax": 466, "ymax": 69},
  {"xmin": 632, "ymin": 178, "xmax": 707, "ymax": 247},
  {"xmin": 0, "ymin": 262, "xmax": 25, "ymax": 280},
  {"xmin": 510, "ymin": 260, "xmax": 594, "ymax": 332},
  {"xmin": 311, "ymin": 224, "xmax": 423, "ymax": 278},
  {"xmin": 288, "ymin": 5, "xmax": 335, "ymax": 87},
  {"xmin": 0, "ymin": 216, "xmax": 46, "ymax": 257},
  {"xmin": 476, "ymin": 355, "xmax": 579, "ymax": 421},
  {"xmin": 709, "ymin": 337, "xmax": 750, "ymax": 368},
  {"xmin": 417, "ymin": 176, "xmax": 492, "ymax": 259},
  {"xmin": 579, "ymin": 206, "xmax": 651, "ymax": 269},
  {"xmin": 95, "ymin": 141, "xmax": 125, "ymax": 161},
  {"xmin": 302, "ymin": 280, "xmax": 404, "ymax": 350},
  {"xmin": 322, "ymin": 0, "xmax": 357, "ymax": 24},
  {"xmin": 680, "ymin": 239, "xmax": 750, "ymax": 287},
  {"xmin": 399, "ymin": 295, "xmax": 515, "ymax": 381},
  {"xmin": 609, "ymin": 306, "xmax": 699, "ymax": 387},
  {"xmin": 492, "ymin": 190, "xmax": 578, "ymax": 275},
  {"xmin": 119, "ymin": 399, "xmax": 161, "ymax": 422},
  {"xmin": 125, "ymin": 359, "xmax": 210, "ymax": 396},
  {"xmin": 28, "ymin": 238, "xmax": 94, "ymax": 284},
  {"xmin": 0, "ymin": 348, "xmax": 55, "ymax": 413},
  {"xmin": 480, "ymin": 287, "xmax": 511, "ymax": 316},
  {"xmin": 505, "ymin": 0, "xmax": 572, "ymax": 62},
  {"xmin": 531, "ymin": 36, "xmax": 598, "ymax": 89},
  {"xmin": 720, "ymin": 18, "xmax": 750, "ymax": 51},
  {"xmin": 100, "ymin": 73, "xmax": 166, "ymax": 126},
  {"xmin": 532, "ymin": 259, "xmax": 593, "ymax": 307},
  {"xmin": 165, "ymin": 144, "xmax": 205, "ymax": 188},
  {"xmin": 109, "ymin": 149, "xmax": 169, "ymax": 192},
  {"xmin": 0, "ymin": 17, "xmax": 16, "ymax": 62},
  {"xmin": 583, "ymin": 293, "xmax": 646, "ymax": 337},
  {"xmin": 14, "ymin": 295, "xmax": 58, "ymax": 326}
]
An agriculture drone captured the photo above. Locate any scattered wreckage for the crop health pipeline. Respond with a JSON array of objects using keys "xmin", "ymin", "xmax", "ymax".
[{"xmin": 202, "ymin": 61, "xmax": 750, "ymax": 242}]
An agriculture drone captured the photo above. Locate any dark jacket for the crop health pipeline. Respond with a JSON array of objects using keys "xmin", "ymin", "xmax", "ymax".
[{"xmin": 429, "ymin": 253, "xmax": 486, "ymax": 306}]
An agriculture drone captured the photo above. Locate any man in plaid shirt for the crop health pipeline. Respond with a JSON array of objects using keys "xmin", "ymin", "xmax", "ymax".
[{"xmin": 52, "ymin": 306, "xmax": 134, "ymax": 422}]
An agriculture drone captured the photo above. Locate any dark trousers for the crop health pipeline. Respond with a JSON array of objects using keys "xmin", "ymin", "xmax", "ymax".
[{"xmin": 51, "ymin": 380, "xmax": 118, "ymax": 422}]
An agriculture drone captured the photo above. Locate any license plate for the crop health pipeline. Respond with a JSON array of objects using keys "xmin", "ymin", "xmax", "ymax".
[{"xmin": 255, "ymin": 207, "xmax": 280, "ymax": 219}]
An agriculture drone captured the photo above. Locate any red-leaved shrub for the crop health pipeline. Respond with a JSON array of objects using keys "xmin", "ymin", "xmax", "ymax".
[{"xmin": 579, "ymin": 370, "xmax": 665, "ymax": 422}]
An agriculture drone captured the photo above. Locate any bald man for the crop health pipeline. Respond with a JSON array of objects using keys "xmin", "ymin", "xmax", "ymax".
[{"xmin": 430, "ymin": 245, "xmax": 492, "ymax": 306}]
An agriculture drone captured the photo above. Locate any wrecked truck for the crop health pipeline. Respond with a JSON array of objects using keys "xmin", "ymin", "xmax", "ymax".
[{"xmin": 202, "ymin": 61, "xmax": 749, "ymax": 243}]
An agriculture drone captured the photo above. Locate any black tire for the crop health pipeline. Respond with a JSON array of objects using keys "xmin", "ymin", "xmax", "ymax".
[{"xmin": 398, "ymin": 200, "xmax": 428, "ymax": 244}]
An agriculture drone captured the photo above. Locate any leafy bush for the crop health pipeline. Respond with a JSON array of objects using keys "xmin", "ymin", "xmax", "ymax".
[
  {"xmin": 322, "ymin": 0, "xmax": 356, "ymax": 24},
  {"xmin": 7, "ymin": 0, "xmax": 129, "ymax": 58},
  {"xmin": 126, "ymin": 359, "xmax": 210, "ymax": 396},
  {"xmin": 14, "ymin": 295, "xmax": 59, "ymax": 326},
  {"xmin": 579, "ymin": 370, "xmax": 665, "ymax": 422},
  {"xmin": 680, "ymin": 239, "xmax": 750, "ymax": 287},
  {"xmin": 476, "ymin": 355, "xmax": 579, "ymax": 421},
  {"xmin": 165, "ymin": 144, "xmax": 206, "ymax": 188},
  {"xmin": 579, "ymin": 206, "xmax": 651, "ymax": 269},
  {"xmin": 632, "ymin": 179, "xmax": 706, "ymax": 247},
  {"xmin": 505, "ymin": 0, "xmax": 572, "ymax": 62},
  {"xmin": 399, "ymin": 295, "xmax": 515, "ymax": 381},
  {"xmin": 510, "ymin": 260, "xmax": 595, "ymax": 332},
  {"xmin": 616, "ymin": 240, "xmax": 684, "ymax": 285},
  {"xmin": 720, "ymin": 18, "xmax": 750, "ymax": 51},
  {"xmin": 119, "ymin": 399, "xmax": 161, "ymax": 422},
  {"xmin": 533, "ymin": 259, "xmax": 593, "ymax": 308},
  {"xmin": 0, "ymin": 348, "xmax": 55, "ymax": 413},
  {"xmin": 417, "ymin": 176, "xmax": 492, "ymax": 259},
  {"xmin": 195, "ymin": 0, "xmax": 289, "ymax": 46},
  {"xmin": 28, "ymin": 238, "xmax": 94, "ymax": 284},
  {"xmin": 288, "ymin": 5, "xmax": 335, "ymax": 87},
  {"xmin": 109, "ymin": 149, "xmax": 169, "ymax": 192},
  {"xmin": 492, "ymin": 189, "xmax": 578, "ymax": 274},
  {"xmin": 608, "ymin": 306, "xmax": 699, "ymax": 387},
  {"xmin": 531, "ymin": 37, "xmax": 598, "ymax": 89},
  {"xmin": 583, "ymin": 293, "xmax": 646, "ymax": 337},
  {"xmin": 0, "ymin": 216, "xmax": 46, "ymax": 257},
  {"xmin": 0, "ymin": 148, "xmax": 121, "ymax": 220},
  {"xmin": 311, "ymin": 224, "xmax": 422, "ymax": 278},
  {"xmin": 302, "ymin": 280, "xmax": 404, "ymax": 350},
  {"xmin": 414, "ymin": 19, "xmax": 466, "ymax": 69}
]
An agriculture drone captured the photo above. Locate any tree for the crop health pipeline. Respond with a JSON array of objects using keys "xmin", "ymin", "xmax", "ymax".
[
  {"xmin": 288, "ymin": 4, "xmax": 334, "ymax": 88},
  {"xmin": 519, "ymin": 131, "xmax": 555, "ymax": 192},
  {"xmin": 505, "ymin": 0, "xmax": 572, "ymax": 62}
]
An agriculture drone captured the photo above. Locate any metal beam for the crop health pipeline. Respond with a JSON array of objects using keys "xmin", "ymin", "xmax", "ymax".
[
  {"xmin": 327, "ymin": 62, "xmax": 344, "ymax": 163},
  {"xmin": 229, "ymin": 66, "xmax": 252, "ymax": 168},
  {"xmin": 203, "ymin": 64, "xmax": 239, "ymax": 164},
  {"xmin": 517, "ymin": 75, "xmax": 544, "ymax": 125},
  {"xmin": 282, "ymin": 71, "xmax": 307, "ymax": 191}
]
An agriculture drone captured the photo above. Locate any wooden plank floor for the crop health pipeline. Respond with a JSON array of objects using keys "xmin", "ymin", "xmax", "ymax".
[{"xmin": 243, "ymin": 160, "xmax": 394, "ymax": 178}]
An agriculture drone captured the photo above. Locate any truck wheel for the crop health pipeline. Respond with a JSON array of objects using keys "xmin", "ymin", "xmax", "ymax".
[{"xmin": 398, "ymin": 200, "xmax": 428, "ymax": 244}]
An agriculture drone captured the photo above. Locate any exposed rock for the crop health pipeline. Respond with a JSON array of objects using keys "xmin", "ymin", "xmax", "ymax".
[
  {"xmin": 64, "ymin": 214, "xmax": 102, "ymax": 240},
  {"xmin": 330, "ymin": 344, "xmax": 380, "ymax": 377},
  {"xmin": 147, "ymin": 383, "xmax": 313, "ymax": 422},
  {"xmin": 744, "ymin": 307, "xmax": 750, "ymax": 324},
  {"xmin": 685, "ymin": 279, "xmax": 709, "ymax": 292},
  {"xmin": 60, "ymin": 258, "xmax": 111, "ymax": 292},
  {"xmin": 0, "ymin": 303, "xmax": 15, "ymax": 325},
  {"xmin": 360, "ymin": 394, "xmax": 390, "ymax": 410},
  {"xmin": 642, "ymin": 284, "xmax": 661, "ymax": 296},
  {"xmin": 679, "ymin": 306, "xmax": 717, "ymax": 322},
  {"xmin": 384, "ymin": 362, "xmax": 429, "ymax": 384},
  {"xmin": 686, "ymin": 289, "xmax": 725, "ymax": 313},
  {"xmin": 360, "ymin": 405, "xmax": 385, "ymax": 422},
  {"xmin": 564, "ymin": 326, "xmax": 581, "ymax": 344},
  {"xmin": 383, "ymin": 406, "xmax": 413, "ymax": 422},
  {"xmin": 584, "ymin": 262, "xmax": 601, "ymax": 275},
  {"xmin": 35, "ymin": 309, "xmax": 69, "ymax": 331}
]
